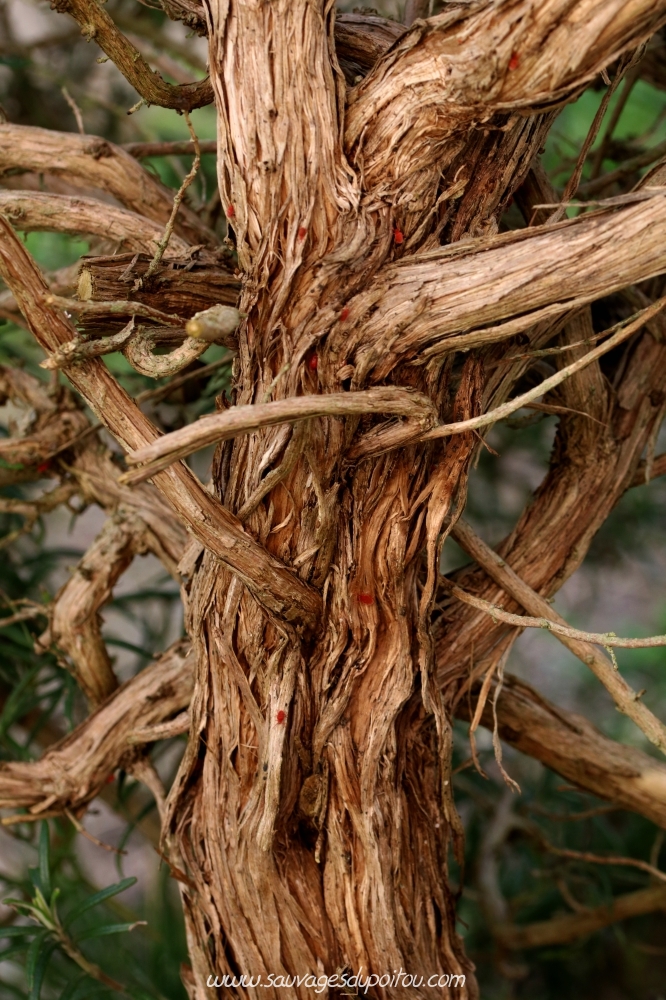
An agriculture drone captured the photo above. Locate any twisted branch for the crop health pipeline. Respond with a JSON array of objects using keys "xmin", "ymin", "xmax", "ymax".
[{"xmin": 0, "ymin": 216, "xmax": 321, "ymax": 629}]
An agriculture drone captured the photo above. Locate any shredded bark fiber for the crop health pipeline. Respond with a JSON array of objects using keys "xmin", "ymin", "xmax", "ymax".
[{"xmin": 2, "ymin": 2, "xmax": 666, "ymax": 998}]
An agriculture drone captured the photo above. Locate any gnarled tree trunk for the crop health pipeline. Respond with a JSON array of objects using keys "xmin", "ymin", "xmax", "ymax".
[
  {"xmin": 2, "ymin": 1, "xmax": 666, "ymax": 998},
  {"xmin": 158, "ymin": 3, "xmax": 666, "ymax": 997}
]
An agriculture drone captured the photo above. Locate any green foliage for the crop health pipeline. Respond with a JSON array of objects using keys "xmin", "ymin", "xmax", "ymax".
[{"xmin": 0, "ymin": 820, "xmax": 187, "ymax": 1000}]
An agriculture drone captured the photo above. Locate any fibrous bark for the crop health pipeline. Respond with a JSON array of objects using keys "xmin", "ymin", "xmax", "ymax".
[{"xmin": 3, "ymin": 1, "xmax": 666, "ymax": 998}]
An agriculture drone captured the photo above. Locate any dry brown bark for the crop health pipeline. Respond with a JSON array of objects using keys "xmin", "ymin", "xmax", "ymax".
[
  {"xmin": 3, "ymin": 2, "xmax": 666, "ymax": 998},
  {"xmin": 5, "ymin": 645, "xmax": 666, "ymax": 833},
  {"xmin": 0, "ymin": 190, "xmax": 191, "ymax": 255},
  {"xmin": 456, "ymin": 673, "xmax": 666, "ymax": 831},
  {"xmin": 0, "ymin": 640, "xmax": 193, "ymax": 817},
  {"xmin": 499, "ymin": 883, "xmax": 666, "ymax": 949},
  {"xmin": 77, "ymin": 250, "xmax": 240, "ymax": 329},
  {"xmin": 0, "ymin": 124, "xmax": 216, "ymax": 246}
]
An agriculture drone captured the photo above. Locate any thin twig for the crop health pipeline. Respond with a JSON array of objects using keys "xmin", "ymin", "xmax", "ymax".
[
  {"xmin": 526, "ymin": 803, "xmax": 618, "ymax": 822},
  {"xmin": 44, "ymin": 422, "xmax": 102, "ymax": 461},
  {"xmin": 140, "ymin": 112, "xmax": 201, "ymax": 285},
  {"xmin": 524, "ymin": 401, "xmax": 606, "ymax": 425},
  {"xmin": 123, "ymin": 139, "xmax": 217, "ymax": 158},
  {"xmin": 1, "ymin": 811, "xmax": 65, "ymax": 826},
  {"xmin": 422, "ymin": 296, "xmax": 666, "ymax": 442},
  {"xmin": 0, "ymin": 607, "xmax": 49, "ymax": 628},
  {"xmin": 65, "ymin": 808, "xmax": 127, "ymax": 855},
  {"xmin": 547, "ymin": 51, "xmax": 643, "ymax": 223},
  {"xmin": 588, "ymin": 66, "xmax": 640, "ymax": 180},
  {"xmin": 61, "ymin": 86, "xmax": 85, "ymax": 135},
  {"xmin": 40, "ymin": 320, "xmax": 136, "ymax": 370},
  {"xmin": 535, "ymin": 187, "xmax": 666, "ymax": 210},
  {"xmin": 450, "ymin": 519, "xmax": 666, "ymax": 754},
  {"xmin": 538, "ymin": 839, "xmax": 666, "ymax": 885},
  {"xmin": 446, "ymin": 581, "xmax": 666, "ymax": 649},
  {"xmin": 577, "ymin": 138, "xmax": 666, "ymax": 198},
  {"xmin": 547, "ymin": 71, "xmax": 621, "ymax": 224}
]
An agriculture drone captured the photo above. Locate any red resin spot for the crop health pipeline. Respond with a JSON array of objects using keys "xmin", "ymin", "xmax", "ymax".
[
  {"xmin": 297, "ymin": 227, "xmax": 307, "ymax": 240},
  {"xmin": 358, "ymin": 593, "xmax": 374, "ymax": 606},
  {"xmin": 226, "ymin": 204, "xmax": 235, "ymax": 218},
  {"xmin": 393, "ymin": 228, "xmax": 404, "ymax": 245},
  {"xmin": 340, "ymin": 307, "xmax": 350, "ymax": 321},
  {"xmin": 106, "ymin": 773, "xmax": 115, "ymax": 784},
  {"xmin": 508, "ymin": 51, "xmax": 520, "ymax": 70},
  {"xmin": 277, "ymin": 710, "xmax": 286, "ymax": 724},
  {"xmin": 308, "ymin": 353, "xmax": 318, "ymax": 371},
  {"xmin": 36, "ymin": 462, "xmax": 51, "ymax": 474}
]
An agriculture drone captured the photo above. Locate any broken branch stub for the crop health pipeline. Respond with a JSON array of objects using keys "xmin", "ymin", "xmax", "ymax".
[
  {"xmin": 0, "ymin": 216, "xmax": 322, "ymax": 630},
  {"xmin": 185, "ymin": 304, "xmax": 242, "ymax": 348}
]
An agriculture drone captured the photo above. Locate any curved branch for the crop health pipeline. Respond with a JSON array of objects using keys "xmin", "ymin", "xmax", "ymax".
[
  {"xmin": 0, "ymin": 124, "xmax": 215, "ymax": 247},
  {"xmin": 120, "ymin": 387, "xmax": 437, "ymax": 485},
  {"xmin": 0, "ymin": 191, "xmax": 190, "ymax": 255},
  {"xmin": 42, "ymin": 512, "xmax": 148, "ymax": 705},
  {"xmin": 346, "ymin": 0, "xmax": 666, "ymax": 214},
  {"xmin": 340, "ymin": 195, "xmax": 666, "ymax": 380},
  {"xmin": 122, "ymin": 328, "xmax": 207, "ymax": 378},
  {"xmin": 0, "ymin": 217, "xmax": 321, "ymax": 630},
  {"xmin": 51, "ymin": 0, "xmax": 213, "ymax": 111},
  {"xmin": 0, "ymin": 640, "xmax": 194, "ymax": 817}
]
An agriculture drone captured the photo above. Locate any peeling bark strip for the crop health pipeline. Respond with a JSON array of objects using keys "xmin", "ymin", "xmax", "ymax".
[
  {"xmin": 5, "ymin": 649, "xmax": 666, "ymax": 833},
  {"xmin": 3, "ymin": 0, "xmax": 666, "ymax": 997},
  {"xmin": 456, "ymin": 673, "xmax": 666, "ymax": 832}
]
